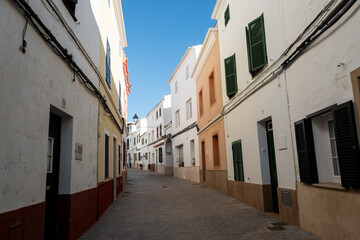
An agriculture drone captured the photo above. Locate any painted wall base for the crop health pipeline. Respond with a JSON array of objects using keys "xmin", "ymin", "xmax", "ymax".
[
  {"xmin": 297, "ymin": 182, "xmax": 360, "ymax": 240},
  {"xmin": 116, "ymin": 176, "xmax": 123, "ymax": 197},
  {"xmin": 0, "ymin": 202, "xmax": 45, "ymax": 240},
  {"xmin": 97, "ymin": 179, "xmax": 114, "ymax": 219},
  {"xmin": 174, "ymin": 166, "xmax": 200, "ymax": 183},
  {"xmin": 202, "ymin": 170, "xmax": 228, "ymax": 195},
  {"xmin": 277, "ymin": 187, "xmax": 299, "ymax": 226},
  {"xmin": 157, "ymin": 165, "xmax": 174, "ymax": 175},
  {"xmin": 227, "ymin": 180, "xmax": 272, "ymax": 212}
]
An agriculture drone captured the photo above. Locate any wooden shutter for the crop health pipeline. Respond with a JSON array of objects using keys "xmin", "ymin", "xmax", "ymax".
[
  {"xmin": 294, "ymin": 119, "xmax": 318, "ymax": 184},
  {"xmin": 106, "ymin": 40, "xmax": 111, "ymax": 86},
  {"xmin": 224, "ymin": 5, "xmax": 230, "ymax": 26},
  {"xmin": 333, "ymin": 101, "xmax": 360, "ymax": 189},
  {"xmin": 232, "ymin": 140, "xmax": 244, "ymax": 182},
  {"xmin": 248, "ymin": 14, "xmax": 268, "ymax": 71},
  {"xmin": 224, "ymin": 54, "xmax": 238, "ymax": 97}
]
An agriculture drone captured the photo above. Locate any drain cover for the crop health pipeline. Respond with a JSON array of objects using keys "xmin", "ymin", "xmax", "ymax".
[
  {"xmin": 271, "ymin": 222, "xmax": 288, "ymax": 226},
  {"xmin": 162, "ymin": 185, "xmax": 168, "ymax": 188},
  {"xmin": 267, "ymin": 226, "xmax": 285, "ymax": 231}
]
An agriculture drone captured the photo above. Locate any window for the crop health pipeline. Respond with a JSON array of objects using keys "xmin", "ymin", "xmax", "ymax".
[
  {"xmin": 224, "ymin": 5, "xmax": 230, "ymax": 27},
  {"xmin": 213, "ymin": 134, "xmax": 220, "ymax": 167},
  {"xmin": 186, "ymin": 98, "xmax": 192, "ymax": 120},
  {"xmin": 159, "ymin": 124, "xmax": 162, "ymax": 137},
  {"xmin": 145, "ymin": 152, "xmax": 148, "ymax": 160},
  {"xmin": 175, "ymin": 110, "xmax": 180, "ymax": 128},
  {"xmin": 156, "ymin": 126, "xmax": 159, "ymax": 138},
  {"xmin": 186, "ymin": 65, "xmax": 190, "ymax": 79},
  {"xmin": 224, "ymin": 54, "xmax": 237, "ymax": 98},
  {"xmin": 159, "ymin": 147, "xmax": 163, "ymax": 163},
  {"xmin": 175, "ymin": 81, "xmax": 178, "ymax": 93},
  {"xmin": 62, "ymin": 0, "xmax": 78, "ymax": 21},
  {"xmin": 127, "ymin": 139, "xmax": 129, "ymax": 150},
  {"xmin": 105, "ymin": 134, "xmax": 110, "ymax": 179},
  {"xmin": 142, "ymin": 138, "xmax": 144, "ymax": 145},
  {"xmin": 232, "ymin": 140, "xmax": 244, "ymax": 181},
  {"xmin": 159, "ymin": 108, "xmax": 161, "ymax": 117},
  {"xmin": 199, "ymin": 90, "xmax": 204, "ymax": 116},
  {"xmin": 107, "ymin": 0, "xmax": 110, "ymax": 8},
  {"xmin": 47, "ymin": 138, "xmax": 54, "ymax": 173},
  {"xmin": 246, "ymin": 14, "xmax": 268, "ymax": 76},
  {"xmin": 209, "ymin": 72, "xmax": 215, "ymax": 104},
  {"xmin": 156, "ymin": 111, "xmax": 158, "ymax": 119},
  {"xmin": 152, "ymin": 131, "xmax": 154, "ymax": 141},
  {"xmin": 105, "ymin": 38, "xmax": 111, "ymax": 88},
  {"xmin": 294, "ymin": 101, "xmax": 360, "ymax": 188}
]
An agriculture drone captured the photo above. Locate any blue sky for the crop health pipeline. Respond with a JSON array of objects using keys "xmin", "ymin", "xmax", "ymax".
[{"xmin": 122, "ymin": 0, "xmax": 217, "ymax": 121}]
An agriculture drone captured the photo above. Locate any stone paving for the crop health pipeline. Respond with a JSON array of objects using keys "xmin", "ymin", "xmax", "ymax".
[{"xmin": 81, "ymin": 168, "xmax": 319, "ymax": 240}]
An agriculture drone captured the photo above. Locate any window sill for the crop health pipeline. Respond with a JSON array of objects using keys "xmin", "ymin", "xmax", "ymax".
[{"xmin": 312, "ymin": 183, "xmax": 345, "ymax": 191}]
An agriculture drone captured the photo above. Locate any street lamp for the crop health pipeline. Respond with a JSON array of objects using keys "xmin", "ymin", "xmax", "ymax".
[{"xmin": 133, "ymin": 113, "xmax": 139, "ymax": 122}]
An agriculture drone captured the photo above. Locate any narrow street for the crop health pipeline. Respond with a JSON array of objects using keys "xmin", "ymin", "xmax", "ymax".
[{"xmin": 81, "ymin": 169, "xmax": 318, "ymax": 240}]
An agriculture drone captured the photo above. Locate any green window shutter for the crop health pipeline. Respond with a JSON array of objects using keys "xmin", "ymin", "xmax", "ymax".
[
  {"xmin": 248, "ymin": 14, "xmax": 268, "ymax": 72},
  {"xmin": 294, "ymin": 119, "xmax": 318, "ymax": 184},
  {"xmin": 224, "ymin": 54, "xmax": 238, "ymax": 97},
  {"xmin": 332, "ymin": 101, "xmax": 360, "ymax": 189},
  {"xmin": 224, "ymin": 5, "xmax": 230, "ymax": 27},
  {"xmin": 232, "ymin": 140, "xmax": 244, "ymax": 182}
]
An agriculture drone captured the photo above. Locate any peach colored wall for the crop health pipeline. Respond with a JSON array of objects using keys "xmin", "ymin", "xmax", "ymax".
[
  {"xmin": 199, "ymin": 119, "xmax": 227, "ymax": 171},
  {"xmin": 196, "ymin": 37, "xmax": 222, "ymax": 129}
]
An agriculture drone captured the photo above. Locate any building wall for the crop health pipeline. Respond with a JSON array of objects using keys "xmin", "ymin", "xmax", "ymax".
[
  {"xmin": 0, "ymin": 0, "xmax": 102, "ymax": 238},
  {"xmin": 281, "ymin": 0, "xmax": 360, "ymax": 238}
]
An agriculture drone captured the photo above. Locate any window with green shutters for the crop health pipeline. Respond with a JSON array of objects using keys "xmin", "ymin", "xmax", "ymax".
[
  {"xmin": 224, "ymin": 5, "xmax": 230, "ymax": 27},
  {"xmin": 232, "ymin": 140, "xmax": 244, "ymax": 182},
  {"xmin": 246, "ymin": 14, "xmax": 268, "ymax": 76},
  {"xmin": 224, "ymin": 54, "xmax": 238, "ymax": 98}
]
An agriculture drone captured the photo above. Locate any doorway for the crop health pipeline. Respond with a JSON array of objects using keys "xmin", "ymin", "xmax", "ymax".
[
  {"xmin": 113, "ymin": 137, "xmax": 117, "ymax": 201},
  {"xmin": 45, "ymin": 112, "xmax": 61, "ymax": 239},
  {"xmin": 266, "ymin": 120, "xmax": 279, "ymax": 213},
  {"xmin": 201, "ymin": 141, "xmax": 206, "ymax": 184}
]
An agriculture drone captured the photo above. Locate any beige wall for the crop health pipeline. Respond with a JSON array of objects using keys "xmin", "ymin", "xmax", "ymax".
[
  {"xmin": 297, "ymin": 182, "xmax": 360, "ymax": 240},
  {"xmin": 174, "ymin": 167, "xmax": 200, "ymax": 183},
  {"xmin": 196, "ymin": 37, "xmax": 222, "ymax": 129}
]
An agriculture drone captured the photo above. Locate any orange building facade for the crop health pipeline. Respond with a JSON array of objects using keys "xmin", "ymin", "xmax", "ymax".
[{"xmin": 194, "ymin": 29, "xmax": 228, "ymax": 194}]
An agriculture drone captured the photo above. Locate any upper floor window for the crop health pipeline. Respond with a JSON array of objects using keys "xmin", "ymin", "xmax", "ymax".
[
  {"xmin": 224, "ymin": 54, "xmax": 237, "ymax": 98},
  {"xmin": 105, "ymin": 38, "xmax": 111, "ymax": 88},
  {"xmin": 246, "ymin": 14, "xmax": 268, "ymax": 76},
  {"xmin": 175, "ymin": 110, "xmax": 180, "ymax": 128},
  {"xmin": 186, "ymin": 98, "xmax": 192, "ymax": 120},
  {"xmin": 62, "ymin": 0, "xmax": 78, "ymax": 21},
  {"xmin": 159, "ymin": 108, "xmax": 162, "ymax": 117},
  {"xmin": 224, "ymin": 5, "xmax": 230, "ymax": 27},
  {"xmin": 175, "ymin": 82, "xmax": 178, "ymax": 93},
  {"xmin": 156, "ymin": 111, "xmax": 158, "ymax": 119},
  {"xmin": 186, "ymin": 65, "xmax": 190, "ymax": 80},
  {"xmin": 199, "ymin": 90, "xmax": 204, "ymax": 117},
  {"xmin": 159, "ymin": 124, "xmax": 162, "ymax": 137},
  {"xmin": 209, "ymin": 71, "xmax": 215, "ymax": 104}
]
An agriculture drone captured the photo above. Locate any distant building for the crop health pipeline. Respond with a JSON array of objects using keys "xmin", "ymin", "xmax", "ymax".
[{"xmin": 168, "ymin": 45, "xmax": 202, "ymax": 182}]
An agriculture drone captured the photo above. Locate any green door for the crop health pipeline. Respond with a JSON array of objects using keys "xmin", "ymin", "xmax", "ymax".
[{"xmin": 266, "ymin": 121, "xmax": 279, "ymax": 213}]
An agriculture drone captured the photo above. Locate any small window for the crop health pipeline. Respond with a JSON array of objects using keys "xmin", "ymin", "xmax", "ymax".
[
  {"xmin": 224, "ymin": 54, "xmax": 238, "ymax": 98},
  {"xmin": 105, "ymin": 38, "xmax": 111, "ymax": 88},
  {"xmin": 160, "ymin": 124, "xmax": 162, "ymax": 137},
  {"xmin": 186, "ymin": 98, "xmax": 192, "ymax": 120},
  {"xmin": 156, "ymin": 127, "xmax": 159, "ymax": 138},
  {"xmin": 47, "ymin": 137, "xmax": 54, "ymax": 173},
  {"xmin": 62, "ymin": 0, "xmax": 78, "ymax": 21},
  {"xmin": 199, "ymin": 90, "xmax": 204, "ymax": 116},
  {"xmin": 186, "ymin": 65, "xmax": 190, "ymax": 79},
  {"xmin": 159, "ymin": 108, "xmax": 162, "ymax": 117},
  {"xmin": 156, "ymin": 111, "xmax": 158, "ymax": 119},
  {"xmin": 224, "ymin": 5, "xmax": 230, "ymax": 27},
  {"xmin": 142, "ymin": 138, "xmax": 144, "ymax": 145},
  {"xmin": 246, "ymin": 14, "xmax": 268, "ymax": 75},
  {"xmin": 209, "ymin": 72, "xmax": 215, "ymax": 104},
  {"xmin": 175, "ymin": 82, "xmax": 178, "ymax": 93},
  {"xmin": 175, "ymin": 110, "xmax": 180, "ymax": 128}
]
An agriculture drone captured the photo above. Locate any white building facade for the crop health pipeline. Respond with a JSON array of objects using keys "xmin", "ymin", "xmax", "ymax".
[{"xmin": 168, "ymin": 45, "xmax": 202, "ymax": 183}]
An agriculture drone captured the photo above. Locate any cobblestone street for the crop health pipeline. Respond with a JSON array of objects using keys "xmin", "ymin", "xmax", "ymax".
[{"xmin": 81, "ymin": 168, "xmax": 318, "ymax": 240}]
